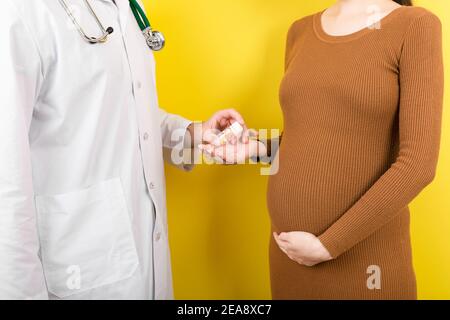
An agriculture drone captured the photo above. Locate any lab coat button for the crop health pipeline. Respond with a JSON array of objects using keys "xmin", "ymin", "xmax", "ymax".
[
  {"xmin": 155, "ymin": 232, "xmax": 161, "ymax": 241},
  {"xmin": 149, "ymin": 182, "xmax": 155, "ymax": 189},
  {"xmin": 143, "ymin": 132, "xmax": 149, "ymax": 140},
  {"xmin": 136, "ymin": 81, "xmax": 142, "ymax": 89}
]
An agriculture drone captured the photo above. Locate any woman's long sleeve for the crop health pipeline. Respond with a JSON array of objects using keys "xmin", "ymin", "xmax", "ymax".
[{"xmin": 318, "ymin": 12, "xmax": 444, "ymax": 259}]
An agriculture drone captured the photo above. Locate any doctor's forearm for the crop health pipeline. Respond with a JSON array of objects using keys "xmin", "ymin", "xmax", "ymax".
[{"xmin": 0, "ymin": 1, "xmax": 49, "ymax": 299}]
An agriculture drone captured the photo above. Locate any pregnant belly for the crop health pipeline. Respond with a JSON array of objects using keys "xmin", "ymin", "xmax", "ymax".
[{"xmin": 267, "ymin": 147, "xmax": 378, "ymax": 234}]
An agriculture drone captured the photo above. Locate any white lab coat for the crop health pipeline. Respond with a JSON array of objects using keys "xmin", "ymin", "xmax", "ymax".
[{"xmin": 0, "ymin": 0, "xmax": 192, "ymax": 300}]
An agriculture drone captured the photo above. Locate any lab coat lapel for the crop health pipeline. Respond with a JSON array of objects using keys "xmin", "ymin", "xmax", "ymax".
[{"xmin": 112, "ymin": 0, "xmax": 137, "ymax": 34}]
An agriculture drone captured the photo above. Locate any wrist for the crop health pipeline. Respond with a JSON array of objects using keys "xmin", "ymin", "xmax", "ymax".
[
  {"xmin": 187, "ymin": 122, "xmax": 204, "ymax": 147},
  {"xmin": 315, "ymin": 238, "xmax": 332, "ymax": 260}
]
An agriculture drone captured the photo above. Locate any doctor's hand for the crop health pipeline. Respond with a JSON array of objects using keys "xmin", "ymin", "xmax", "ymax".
[
  {"xmin": 202, "ymin": 109, "xmax": 250, "ymax": 144},
  {"xmin": 273, "ymin": 232, "xmax": 333, "ymax": 267},
  {"xmin": 187, "ymin": 109, "xmax": 249, "ymax": 148}
]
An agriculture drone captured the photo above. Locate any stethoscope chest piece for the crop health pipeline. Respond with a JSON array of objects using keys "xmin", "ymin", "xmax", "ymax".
[
  {"xmin": 143, "ymin": 28, "xmax": 165, "ymax": 51},
  {"xmin": 60, "ymin": 0, "xmax": 165, "ymax": 52}
]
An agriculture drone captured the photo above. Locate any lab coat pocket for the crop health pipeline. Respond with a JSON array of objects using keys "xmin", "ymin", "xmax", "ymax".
[{"xmin": 35, "ymin": 178, "xmax": 139, "ymax": 298}]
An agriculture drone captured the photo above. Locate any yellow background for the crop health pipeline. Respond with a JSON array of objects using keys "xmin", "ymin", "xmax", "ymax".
[{"xmin": 143, "ymin": 0, "xmax": 450, "ymax": 299}]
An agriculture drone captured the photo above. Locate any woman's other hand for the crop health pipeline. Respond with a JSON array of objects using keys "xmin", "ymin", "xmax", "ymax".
[
  {"xmin": 273, "ymin": 231, "xmax": 333, "ymax": 267},
  {"xmin": 198, "ymin": 128, "xmax": 266, "ymax": 164}
]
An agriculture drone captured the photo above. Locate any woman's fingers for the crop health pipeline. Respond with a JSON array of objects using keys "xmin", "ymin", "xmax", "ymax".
[
  {"xmin": 241, "ymin": 125, "xmax": 250, "ymax": 143},
  {"xmin": 278, "ymin": 232, "xmax": 290, "ymax": 241},
  {"xmin": 203, "ymin": 130, "xmax": 220, "ymax": 145},
  {"xmin": 273, "ymin": 232, "xmax": 290, "ymax": 254},
  {"xmin": 274, "ymin": 232, "xmax": 291, "ymax": 245},
  {"xmin": 275, "ymin": 232, "xmax": 306, "ymax": 265},
  {"xmin": 198, "ymin": 144, "xmax": 215, "ymax": 155}
]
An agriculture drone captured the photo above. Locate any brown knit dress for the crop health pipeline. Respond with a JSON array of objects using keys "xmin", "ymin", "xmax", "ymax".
[{"xmin": 267, "ymin": 6, "xmax": 444, "ymax": 300}]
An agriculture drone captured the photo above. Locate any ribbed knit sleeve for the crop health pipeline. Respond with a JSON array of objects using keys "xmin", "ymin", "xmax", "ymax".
[{"xmin": 318, "ymin": 12, "xmax": 444, "ymax": 259}]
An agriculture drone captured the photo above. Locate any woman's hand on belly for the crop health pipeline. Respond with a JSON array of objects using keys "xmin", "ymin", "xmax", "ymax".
[{"xmin": 273, "ymin": 231, "xmax": 333, "ymax": 267}]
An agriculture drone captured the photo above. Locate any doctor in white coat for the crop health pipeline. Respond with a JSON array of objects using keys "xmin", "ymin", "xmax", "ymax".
[{"xmin": 0, "ymin": 0, "xmax": 246, "ymax": 300}]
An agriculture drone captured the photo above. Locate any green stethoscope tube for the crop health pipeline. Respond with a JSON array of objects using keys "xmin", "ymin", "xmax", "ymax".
[
  {"xmin": 129, "ymin": 0, "xmax": 151, "ymax": 31},
  {"xmin": 129, "ymin": 0, "xmax": 165, "ymax": 51}
]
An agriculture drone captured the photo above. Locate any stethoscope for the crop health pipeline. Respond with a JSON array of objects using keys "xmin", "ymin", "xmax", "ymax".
[{"xmin": 58, "ymin": 0, "xmax": 165, "ymax": 51}]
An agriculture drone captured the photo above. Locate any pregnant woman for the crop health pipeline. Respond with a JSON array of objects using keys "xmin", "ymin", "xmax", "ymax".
[
  {"xmin": 202, "ymin": 0, "xmax": 444, "ymax": 299},
  {"xmin": 266, "ymin": 0, "xmax": 444, "ymax": 299}
]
